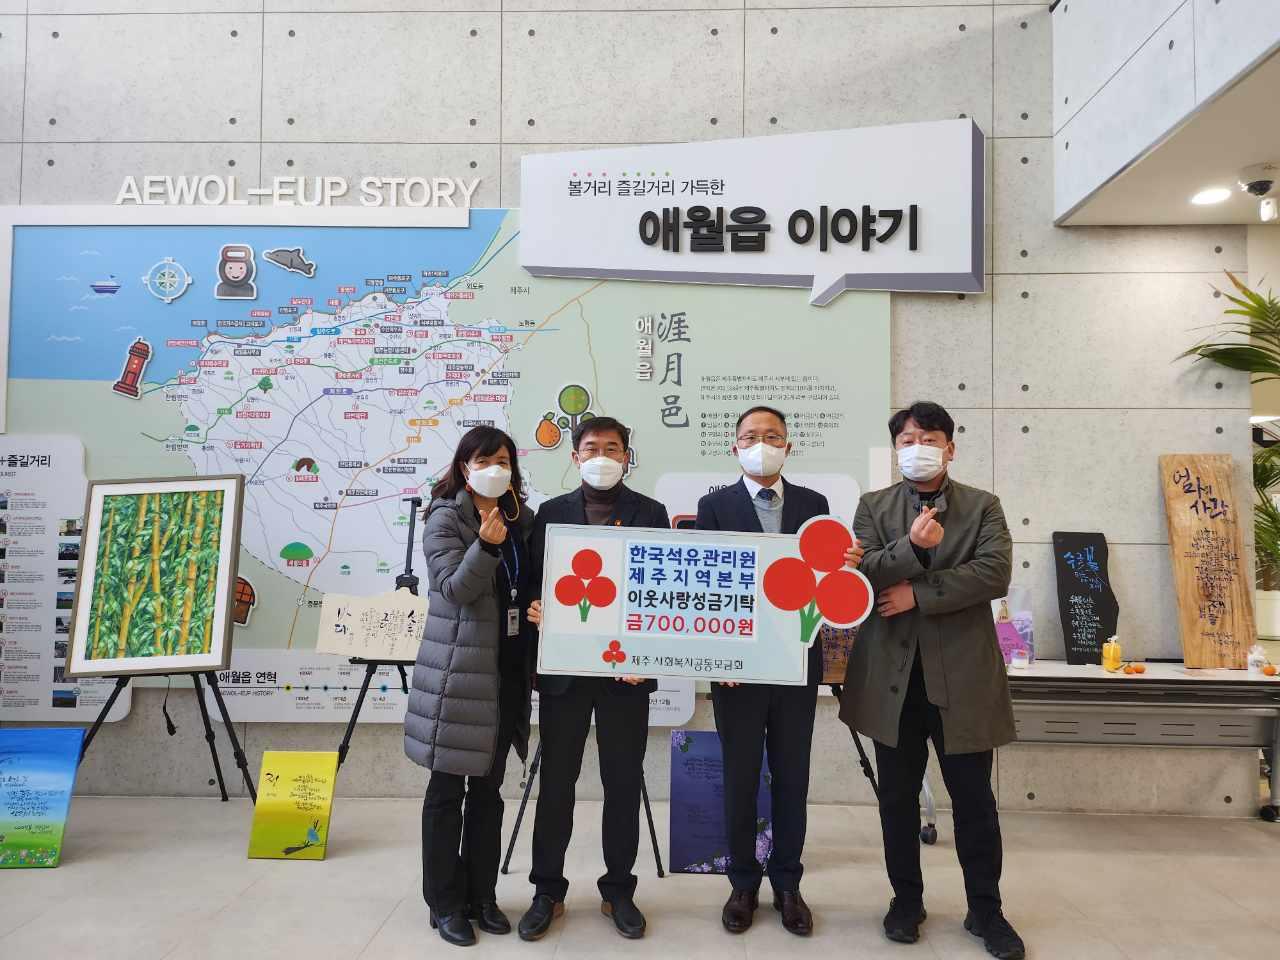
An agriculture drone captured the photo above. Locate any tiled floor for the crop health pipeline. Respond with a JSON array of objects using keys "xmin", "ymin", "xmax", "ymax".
[{"xmin": 1, "ymin": 798, "xmax": 1277, "ymax": 959}]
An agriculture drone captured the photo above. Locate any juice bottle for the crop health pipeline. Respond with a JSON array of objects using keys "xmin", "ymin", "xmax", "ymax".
[{"xmin": 1101, "ymin": 636, "xmax": 1123, "ymax": 673}]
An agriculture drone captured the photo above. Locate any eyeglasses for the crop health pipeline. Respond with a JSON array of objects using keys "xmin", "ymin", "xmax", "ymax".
[
  {"xmin": 580, "ymin": 444, "xmax": 625, "ymax": 457},
  {"xmin": 737, "ymin": 433, "xmax": 787, "ymax": 446}
]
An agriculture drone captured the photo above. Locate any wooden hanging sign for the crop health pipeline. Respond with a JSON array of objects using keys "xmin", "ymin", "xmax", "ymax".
[{"xmin": 1159, "ymin": 454, "xmax": 1254, "ymax": 668}]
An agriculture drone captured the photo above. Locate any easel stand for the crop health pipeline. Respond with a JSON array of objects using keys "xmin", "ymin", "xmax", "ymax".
[
  {"xmin": 79, "ymin": 670, "xmax": 257, "ymax": 804},
  {"xmin": 335, "ymin": 658, "xmax": 411, "ymax": 768},
  {"xmin": 830, "ymin": 683, "xmax": 937, "ymax": 845},
  {"xmin": 501, "ymin": 739, "xmax": 666, "ymax": 878},
  {"xmin": 335, "ymin": 495, "xmax": 420, "ymax": 770}
]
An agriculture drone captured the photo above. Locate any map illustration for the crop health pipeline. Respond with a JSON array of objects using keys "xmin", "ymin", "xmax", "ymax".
[{"xmin": 7, "ymin": 210, "xmax": 888, "ymax": 709}]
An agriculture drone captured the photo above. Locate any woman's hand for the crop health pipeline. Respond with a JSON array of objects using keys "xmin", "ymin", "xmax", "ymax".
[
  {"xmin": 526, "ymin": 600, "xmax": 542, "ymax": 626},
  {"xmin": 478, "ymin": 506, "xmax": 507, "ymax": 545}
]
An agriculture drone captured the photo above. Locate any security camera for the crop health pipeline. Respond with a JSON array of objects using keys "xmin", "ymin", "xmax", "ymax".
[{"xmin": 1239, "ymin": 162, "xmax": 1278, "ymax": 198}]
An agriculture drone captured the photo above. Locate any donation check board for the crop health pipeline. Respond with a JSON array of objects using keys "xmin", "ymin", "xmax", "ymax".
[{"xmin": 537, "ymin": 519, "xmax": 872, "ymax": 685}]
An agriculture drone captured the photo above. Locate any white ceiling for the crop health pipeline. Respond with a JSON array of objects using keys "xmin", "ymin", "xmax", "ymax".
[{"xmin": 1061, "ymin": 49, "xmax": 1280, "ymax": 226}]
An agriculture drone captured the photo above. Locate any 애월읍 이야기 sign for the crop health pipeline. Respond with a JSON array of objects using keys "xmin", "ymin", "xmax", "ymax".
[
  {"xmin": 536, "ymin": 518, "xmax": 874, "ymax": 684},
  {"xmin": 520, "ymin": 119, "xmax": 984, "ymax": 305}
]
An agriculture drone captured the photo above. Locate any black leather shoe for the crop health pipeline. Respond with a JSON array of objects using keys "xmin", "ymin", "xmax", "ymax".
[
  {"xmin": 883, "ymin": 898, "xmax": 927, "ymax": 944},
  {"xmin": 772, "ymin": 891, "xmax": 813, "ymax": 936},
  {"xmin": 721, "ymin": 889, "xmax": 759, "ymax": 934},
  {"xmin": 466, "ymin": 902, "xmax": 511, "ymax": 935},
  {"xmin": 964, "ymin": 910, "xmax": 1026, "ymax": 960},
  {"xmin": 429, "ymin": 911, "xmax": 476, "ymax": 947},
  {"xmin": 601, "ymin": 896, "xmax": 647, "ymax": 939},
  {"xmin": 518, "ymin": 894, "xmax": 564, "ymax": 942}
]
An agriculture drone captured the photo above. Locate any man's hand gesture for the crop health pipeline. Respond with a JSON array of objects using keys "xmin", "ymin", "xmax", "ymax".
[{"xmin": 909, "ymin": 505, "xmax": 944, "ymax": 550}]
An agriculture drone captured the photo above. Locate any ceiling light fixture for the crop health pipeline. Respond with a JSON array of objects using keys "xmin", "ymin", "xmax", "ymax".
[{"xmin": 1191, "ymin": 187, "xmax": 1232, "ymax": 205}]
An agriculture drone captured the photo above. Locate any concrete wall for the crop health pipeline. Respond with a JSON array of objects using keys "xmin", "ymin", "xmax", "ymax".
[
  {"xmin": 1, "ymin": 1, "xmax": 1258, "ymax": 813},
  {"xmin": 1052, "ymin": 0, "xmax": 1280, "ymax": 220},
  {"xmin": 1249, "ymin": 225, "xmax": 1280, "ymax": 417}
]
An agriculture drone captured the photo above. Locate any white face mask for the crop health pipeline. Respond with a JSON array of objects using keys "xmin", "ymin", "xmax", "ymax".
[
  {"xmin": 737, "ymin": 441, "xmax": 787, "ymax": 477},
  {"xmin": 579, "ymin": 455, "xmax": 625, "ymax": 491},
  {"xmin": 466, "ymin": 463, "xmax": 512, "ymax": 499},
  {"xmin": 897, "ymin": 444, "xmax": 946, "ymax": 482}
]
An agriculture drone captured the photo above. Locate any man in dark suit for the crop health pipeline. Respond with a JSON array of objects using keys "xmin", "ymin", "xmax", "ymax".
[
  {"xmin": 518, "ymin": 416, "xmax": 670, "ymax": 942},
  {"xmin": 695, "ymin": 405, "xmax": 861, "ymax": 937}
]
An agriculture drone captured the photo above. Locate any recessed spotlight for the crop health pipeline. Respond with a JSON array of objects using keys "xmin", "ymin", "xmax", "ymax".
[{"xmin": 1192, "ymin": 187, "xmax": 1232, "ymax": 205}]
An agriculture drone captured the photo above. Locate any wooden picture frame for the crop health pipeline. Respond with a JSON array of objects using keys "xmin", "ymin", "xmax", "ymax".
[{"xmin": 64, "ymin": 475, "xmax": 244, "ymax": 679}]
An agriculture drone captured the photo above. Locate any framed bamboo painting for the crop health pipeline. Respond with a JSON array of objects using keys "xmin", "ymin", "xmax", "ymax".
[{"xmin": 64, "ymin": 476, "xmax": 244, "ymax": 679}]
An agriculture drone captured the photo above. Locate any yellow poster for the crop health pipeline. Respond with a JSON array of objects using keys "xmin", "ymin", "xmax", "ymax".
[{"xmin": 247, "ymin": 751, "xmax": 338, "ymax": 861}]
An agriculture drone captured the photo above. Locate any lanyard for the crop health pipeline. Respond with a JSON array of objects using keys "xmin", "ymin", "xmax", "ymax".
[{"xmin": 499, "ymin": 538, "xmax": 519, "ymax": 602}]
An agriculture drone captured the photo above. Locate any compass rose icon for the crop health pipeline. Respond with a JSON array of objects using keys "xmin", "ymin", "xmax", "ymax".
[{"xmin": 143, "ymin": 257, "xmax": 193, "ymax": 304}]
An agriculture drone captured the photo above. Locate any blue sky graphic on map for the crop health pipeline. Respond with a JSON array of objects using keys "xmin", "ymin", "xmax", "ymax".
[{"xmin": 9, "ymin": 211, "xmax": 507, "ymax": 384}]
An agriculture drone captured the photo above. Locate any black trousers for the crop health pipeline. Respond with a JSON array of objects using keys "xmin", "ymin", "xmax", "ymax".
[
  {"xmin": 711, "ymin": 682, "xmax": 818, "ymax": 894},
  {"xmin": 529, "ymin": 677, "xmax": 650, "ymax": 902},
  {"xmin": 421, "ymin": 694, "xmax": 518, "ymax": 916},
  {"xmin": 872, "ymin": 658, "xmax": 1003, "ymax": 918}
]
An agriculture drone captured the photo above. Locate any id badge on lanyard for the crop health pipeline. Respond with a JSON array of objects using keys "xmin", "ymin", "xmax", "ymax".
[{"xmin": 501, "ymin": 542, "xmax": 520, "ymax": 637}]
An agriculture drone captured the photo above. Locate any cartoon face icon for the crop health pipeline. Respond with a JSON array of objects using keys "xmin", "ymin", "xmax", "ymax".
[{"xmin": 215, "ymin": 244, "xmax": 257, "ymax": 300}]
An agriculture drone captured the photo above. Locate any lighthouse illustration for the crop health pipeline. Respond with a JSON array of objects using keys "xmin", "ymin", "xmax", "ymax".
[{"xmin": 112, "ymin": 338, "xmax": 152, "ymax": 398}]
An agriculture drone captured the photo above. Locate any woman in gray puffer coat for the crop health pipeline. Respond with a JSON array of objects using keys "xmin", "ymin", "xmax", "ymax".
[{"xmin": 404, "ymin": 425, "xmax": 535, "ymax": 947}]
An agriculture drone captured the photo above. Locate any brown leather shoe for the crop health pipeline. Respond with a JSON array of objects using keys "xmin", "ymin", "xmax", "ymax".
[
  {"xmin": 773, "ymin": 891, "xmax": 813, "ymax": 936},
  {"xmin": 721, "ymin": 889, "xmax": 759, "ymax": 934}
]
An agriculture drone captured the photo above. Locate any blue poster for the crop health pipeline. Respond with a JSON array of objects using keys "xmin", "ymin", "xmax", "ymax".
[
  {"xmin": 0, "ymin": 727, "xmax": 84, "ymax": 868},
  {"xmin": 669, "ymin": 730, "xmax": 771, "ymax": 875}
]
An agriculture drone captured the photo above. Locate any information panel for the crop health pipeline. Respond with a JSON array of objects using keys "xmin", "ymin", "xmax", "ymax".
[
  {"xmin": 0, "ymin": 436, "xmax": 131, "ymax": 722},
  {"xmin": 2, "ymin": 206, "xmax": 888, "ymax": 718}
]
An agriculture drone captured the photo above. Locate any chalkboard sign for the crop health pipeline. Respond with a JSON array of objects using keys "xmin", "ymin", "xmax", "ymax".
[{"xmin": 1052, "ymin": 532, "xmax": 1120, "ymax": 665}]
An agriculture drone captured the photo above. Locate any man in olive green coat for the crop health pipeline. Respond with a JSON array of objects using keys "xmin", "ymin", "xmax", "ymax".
[{"xmin": 839, "ymin": 401, "xmax": 1024, "ymax": 960}]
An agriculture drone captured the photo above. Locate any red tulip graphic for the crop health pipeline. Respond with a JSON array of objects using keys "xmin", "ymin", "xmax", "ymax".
[
  {"xmin": 555, "ymin": 548, "xmax": 617, "ymax": 623},
  {"xmin": 763, "ymin": 516, "xmax": 873, "ymax": 645},
  {"xmin": 601, "ymin": 639, "xmax": 626, "ymax": 669}
]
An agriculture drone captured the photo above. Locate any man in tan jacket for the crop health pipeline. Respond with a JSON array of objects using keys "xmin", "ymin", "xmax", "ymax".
[{"xmin": 840, "ymin": 401, "xmax": 1024, "ymax": 960}]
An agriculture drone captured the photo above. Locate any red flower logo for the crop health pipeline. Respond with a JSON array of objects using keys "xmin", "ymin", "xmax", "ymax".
[
  {"xmin": 601, "ymin": 639, "xmax": 626, "ymax": 669},
  {"xmin": 555, "ymin": 548, "xmax": 617, "ymax": 623},
  {"xmin": 763, "ymin": 517, "xmax": 873, "ymax": 645}
]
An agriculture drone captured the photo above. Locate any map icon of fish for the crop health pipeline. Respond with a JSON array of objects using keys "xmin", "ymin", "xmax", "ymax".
[{"xmin": 264, "ymin": 247, "xmax": 316, "ymax": 278}]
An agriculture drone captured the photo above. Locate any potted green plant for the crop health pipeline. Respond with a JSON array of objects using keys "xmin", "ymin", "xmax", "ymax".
[{"xmin": 1181, "ymin": 271, "xmax": 1280, "ymax": 636}]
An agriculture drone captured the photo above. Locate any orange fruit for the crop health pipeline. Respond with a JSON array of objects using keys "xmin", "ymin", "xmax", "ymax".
[
  {"xmin": 534, "ymin": 416, "xmax": 562, "ymax": 449},
  {"xmin": 1133, "ymin": 663, "xmax": 1146, "ymax": 674},
  {"xmin": 1123, "ymin": 664, "xmax": 1135, "ymax": 675},
  {"xmin": 1264, "ymin": 664, "xmax": 1278, "ymax": 677}
]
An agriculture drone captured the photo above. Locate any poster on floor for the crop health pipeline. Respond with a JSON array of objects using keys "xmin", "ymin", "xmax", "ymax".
[
  {"xmin": 669, "ymin": 730, "xmax": 771, "ymax": 875},
  {"xmin": 247, "ymin": 750, "xmax": 339, "ymax": 861},
  {"xmin": 1, "ymin": 205, "xmax": 888, "ymax": 719},
  {"xmin": 0, "ymin": 435, "xmax": 131, "ymax": 722},
  {"xmin": 0, "ymin": 727, "xmax": 85, "ymax": 868}
]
